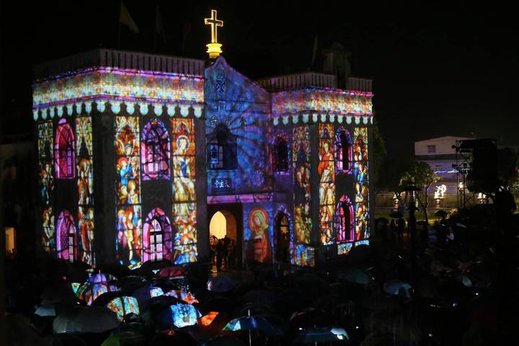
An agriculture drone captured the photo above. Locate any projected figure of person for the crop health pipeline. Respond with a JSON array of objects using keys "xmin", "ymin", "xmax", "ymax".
[
  {"xmin": 247, "ymin": 208, "xmax": 270, "ymax": 263},
  {"xmin": 173, "ymin": 135, "xmax": 195, "ymax": 203}
]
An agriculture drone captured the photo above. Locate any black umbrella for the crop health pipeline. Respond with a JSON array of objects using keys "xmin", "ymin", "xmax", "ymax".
[
  {"xmin": 202, "ymin": 334, "xmax": 247, "ymax": 346},
  {"xmin": 289, "ymin": 308, "xmax": 333, "ymax": 330},
  {"xmin": 223, "ymin": 310, "xmax": 283, "ymax": 346},
  {"xmin": 53, "ymin": 306, "xmax": 120, "ymax": 334},
  {"xmin": 294, "ymin": 327, "xmax": 349, "ymax": 344}
]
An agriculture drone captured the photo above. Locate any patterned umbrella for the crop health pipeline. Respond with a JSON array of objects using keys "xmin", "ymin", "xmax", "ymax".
[{"xmin": 106, "ymin": 296, "xmax": 140, "ymax": 321}]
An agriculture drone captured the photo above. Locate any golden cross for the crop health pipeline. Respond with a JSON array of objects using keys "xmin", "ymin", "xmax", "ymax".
[{"xmin": 204, "ymin": 9, "xmax": 223, "ymax": 44}]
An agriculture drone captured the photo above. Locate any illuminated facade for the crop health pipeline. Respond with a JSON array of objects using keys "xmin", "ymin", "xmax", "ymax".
[{"xmin": 33, "ymin": 48, "xmax": 374, "ymax": 268}]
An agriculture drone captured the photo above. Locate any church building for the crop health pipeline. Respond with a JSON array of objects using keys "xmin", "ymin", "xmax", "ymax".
[{"xmin": 33, "ymin": 10, "xmax": 374, "ymax": 268}]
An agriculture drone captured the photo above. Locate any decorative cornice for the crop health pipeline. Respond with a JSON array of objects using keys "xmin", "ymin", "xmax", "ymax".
[
  {"xmin": 33, "ymin": 67, "xmax": 204, "ymax": 121},
  {"xmin": 272, "ymin": 112, "xmax": 374, "ymax": 126}
]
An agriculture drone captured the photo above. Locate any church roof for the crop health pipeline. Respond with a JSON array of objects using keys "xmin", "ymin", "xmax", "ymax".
[{"xmin": 34, "ymin": 49, "xmax": 205, "ymax": 81}]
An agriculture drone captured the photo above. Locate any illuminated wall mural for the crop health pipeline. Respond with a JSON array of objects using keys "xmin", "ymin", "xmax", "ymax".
[
  {"xmin": 335, "ymin": 195, "xmax": 354, "ymax": 255},
  {"xmin": 293, "ymin": 126, "xmax": 311, "ymax": 245},
  {"xmin": 171, "ymin": 118, "xmax": 197, "ymax": 264},
  {"xmin": 55, "ymin": 118, "xmax": 75, "ymax": 179},
  {"xmin": 33, "ymin": 47, "xmax": 373, "ymax": 268},
  {"xmin": 271, "ymin": 89, "xmax": 373, "ymax": 116},
  {"xmin": 76, "ymin": 116, "xmax": 95, "ymax": 265},
  {"xmin": 115, "ymin": 116, "xmax": 142, "ymax": 268},
  {"xmin": 204, "ymin": 57, "xmax": 272, "ymax": 196},
  {"xmin": 56, "ymin": 210, "xmax": 76, "ymax": 261},
  {"xmin": 353, "ymin": 127, "xmax": 369, "ymax": 242},
  {"xmin": 319, "ymin": 124, "xmax": 335, "ymax": 245},
  {"xmin": 141, "ymin": 119, "xmax": 170, "ymax": 181},
  {"xmin": 335, "ymin": 127, "xmax": 353, "ymax": 174},
  {"xmin": 33, "ymin": 68, "xmax": 204, "ymax": 117},
  {"xmin": 38, "ymin": 121, "xmax": 55, "ymax": 252},
  {"xmin": 142, "ymin": 208, "xmax": 172, "ymax": 262},
  {"xmin": 292, "ymin": 126, "xmax": 314, "ymax": 266},
  {"xmin": 245, "ymin": 207, "xmax": 271, "ymax": 263}
]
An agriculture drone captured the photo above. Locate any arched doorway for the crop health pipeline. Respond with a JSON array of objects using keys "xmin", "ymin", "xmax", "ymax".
[
  {"xmin": 274, "ymin": 211, "xmax": 290, "ymax": 264},
  {"xmin": 208, "ymin": 203, "xmax": 243, "ymax": 270}
]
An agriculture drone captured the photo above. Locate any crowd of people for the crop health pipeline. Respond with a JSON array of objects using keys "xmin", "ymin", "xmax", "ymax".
[
  {"xmin": 3, "ymin": 202, "xmax": 513, "ymax": 345},
  {"xmin": 209, "ymin": 235, "xmax": 237, "ymax": 272}
]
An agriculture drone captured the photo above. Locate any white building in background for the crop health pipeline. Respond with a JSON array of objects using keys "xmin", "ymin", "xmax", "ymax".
[{"xmin": 414, "ymin": 136, "xmax": 473, "ymax": 208}]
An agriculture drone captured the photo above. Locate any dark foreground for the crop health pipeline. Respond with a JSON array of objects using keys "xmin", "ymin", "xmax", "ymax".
[{"xmin": 5, "ymin": 208, "xmax": 515, "ymax": 345}]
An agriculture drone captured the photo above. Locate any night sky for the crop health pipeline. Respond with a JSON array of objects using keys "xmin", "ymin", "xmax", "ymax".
[{"xmin": 1, "ymin": 0, "xmax": 516, "ymax": 159}]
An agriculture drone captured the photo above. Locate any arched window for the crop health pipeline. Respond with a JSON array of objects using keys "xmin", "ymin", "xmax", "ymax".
[
  {"xmin": 142, "ymin": 208, "xmax": 172, "ymax": 262},
  {"xmin": 274, "ymin": 211, "xmax": 290, "ymax": 263},
  {"xmin": 141, "ymin": 119, "xmax": 170, "ymax": 180},
  {"xmin": 55, "ymin": 119, "xmax": 76, "ymax": 178},
  {"xmin": 56, "ymin": 210, "xmax": 77, "ymax": 262},
  {"xmin": 273, "ymin": 135, "xmax": 289, "ymax": 172},
  {"xmin": 208, "ymin": 124, "xmax": 237, "ymax": 169},
  {"xmin": 335, "ymin": 128, "xmax": 352, "ymax": 174},
  {"xmin": 334, "ymin": 195, "xmax": 354, "ymax": 243}
]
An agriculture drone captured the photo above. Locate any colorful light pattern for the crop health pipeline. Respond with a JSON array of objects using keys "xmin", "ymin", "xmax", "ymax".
[
  {"xmin": 335, "ymin": 127, "xmax": 353, "ymax": 174},
  {"xmin": 55, "ymin": 118, "xmax": 75, "ymax": 179},
  {"xmin": 56, "ymin": 210, "xmax": 76, "ymax": 262},
  {"xmin": 169, "ymin": 303, "xmax": 201, "ymax": 328},
  {"xmin": 291, "ymin": 244, "xmax": 315, "ymax": 267},
  {"xmin": 171, "ymin": 118, "xmax": 197, "ymax": 264},
  {"xmin": 115, "ymin": 116, "xmax": 142, "ymax": 268},
  {"xmin": 338, "ymin": 242, "xmax": 353, "ymax": 255},
  {"xmin": 142, "ymin": 208, "xmax": 172, "ymax": 262},
  {"xmin": 141, "ymin": 119, "xmax": 170, "ymax": 181},
  {"xmin": 319, "ymin": 124, "xmax": 335, "ymax": 245},
  {"xmin": 293, "ymin": 126, "xmax": 311, "ymax": 245},
  {"xmin": 38, "ymin": 121, "xmax": 55, "ymax": 252},
  {"xmin": 76, "ymin": 116, "xmax": 95, "ymax": 265},
  {"xmin": 33, "ymin": 68, "xmax": 204, "ymax": 116},
  {"xmin": 353, "ymin": 127, "xmax": 369, "ymax": 242},
  {"xmin": 106, "ymin": 296, "xmax": 140, "ymax": 321},
  {"xmin": 335, "ymin": 195, "xmax": 355, "ymax": 246},
  {"xmin": 272, "ymin": 89, "xmax": 373, "ymax": 116},
  {"xmin": 245, "ymin": 207, "xmax": 271, "ymax": 263}
]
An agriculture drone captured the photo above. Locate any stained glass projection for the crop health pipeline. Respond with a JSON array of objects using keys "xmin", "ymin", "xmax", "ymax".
[
  {"xmin": 56, "ymin": 210, "xmax": 77, "ymax": 262},
  {"xmin": 318, "ymin": 124, "xmax": 335, "ymax": 245},
  {"xmin": 78, "ymin": 207, "xmax": 94, "ymax": 264},
  {"xmin": 335, "ymin": 195, "xmax": 354, "ymax": 255},
  {"xmin": 38, "ymin": 121, "xmax": 55, "ymax": 252},
  {"xmin": 292, "ymin": 126, "xmax": 311, "ymax": 246},
  {"xmin": 55, "ymin": 118, "xmax": 76, "ymax": 179},
  {"xmin": 115, "ymin": 117, "xmax": 142, "ymax": 268},
  {"xmin": 292, "ymin": 244, "xmax": 315, "ymax": 267},
  {"xmin": 141, "ymin": 119, "xmax": 170, "ymax": 181},
  {"xmin": 353, "ymin": 127, "xmax": 369, "ymax": 241},
  {"xmin": 142, "ymin": 208, "xmax": 172, "ymax": 262},
  {"xmin": 76, "ymin": 117, "xmax": 95, "ymax": 265},
  {"xmin": 171, "ymin": 118, "xmax": 197, "ymax": 264},
  {"xmin": 246, "ymin": 207, "xmax": 271, "ymax": 263},
  {"xmin": 335, "ymin": 127, "xmax": 353, "ymax": 174}
]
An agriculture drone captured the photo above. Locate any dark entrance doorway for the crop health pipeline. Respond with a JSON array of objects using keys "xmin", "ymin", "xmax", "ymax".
[{"xmin": 274, "ymin": 211, "xmax": 290, "ymax": 264}]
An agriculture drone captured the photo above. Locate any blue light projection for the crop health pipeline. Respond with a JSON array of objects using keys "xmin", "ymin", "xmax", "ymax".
[{"xmin": 204, "ymin": 57, "xmax": 272, "ymax": 196}]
